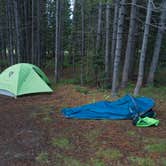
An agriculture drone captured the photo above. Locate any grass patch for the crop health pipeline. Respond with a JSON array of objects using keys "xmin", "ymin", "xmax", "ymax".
[
  {"xmin": 51, "ymin": 137, "xmax": 71, "ymax": 149},
  {"xmin": 75, "ymin": 86, "xmax": 89, "ymax": 94},
  {"xmin": 43, "ymin": 115, "xmax": 53, "ymax": 123},
  {"xmin": 118, "ymin": 83, "xmax": 166, "ymax": 100},
  {"xmin": 127, "ymin": 130, "xmax": 136, "ymax": 137},
  {"xmin": 29, "ymin": 105, "xmax": 54, "ymax": 123},
  {"xmin": 84, "ymin": 129, "xmax": 101, "ymax": 144},
  {"xmin": 63, "ymin": 157, "xmax": 85, "ymax": 166},
  {"xmin": 90, "ymin": 159, "xmax": 105, "ymax": 166},
  {"xmin": 145, "ymin": 141, "xmax": 166, "ymax": 153},
  {"xmin": 159, "ymin": 157, "xmax": 166, "ymax": 165},
  {"xmin": 36, "ymin": 152, "xmax": 49, "ymax": 165},
  {"xmin": 140, "ymin": 86, "xmax": 166, "ymax": 99},
  {"xmin": 96, "ymin": 148, "xmax": 122, "ymax": 160},
  {"xmin": 55, "ymin": 154, "xmax": 87, "ymax": 166},
  {"xmin": 128, "ymin": 156, "xmax": 155, "ymax": 166},
  {"xmin": 59, "ymin": 79, "xmax": 79, "ymax": 85}
]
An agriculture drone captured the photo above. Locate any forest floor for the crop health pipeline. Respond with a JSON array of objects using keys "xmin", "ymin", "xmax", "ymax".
[{"xmin": 0, "ymin": 83, "xmax": 165, "ymax": 166}]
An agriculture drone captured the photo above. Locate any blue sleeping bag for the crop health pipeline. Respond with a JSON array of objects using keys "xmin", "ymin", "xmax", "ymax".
[{"xmin": 61, "ymin": 95, "xmax": 155, "ymax": 120}]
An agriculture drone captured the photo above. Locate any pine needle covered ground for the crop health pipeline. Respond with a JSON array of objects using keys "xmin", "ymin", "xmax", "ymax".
[{"xmin": 0, "ymin": 83, "xmax": 165, "ymax": 166}]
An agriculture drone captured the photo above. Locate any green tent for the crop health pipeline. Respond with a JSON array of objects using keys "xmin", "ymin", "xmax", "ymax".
[{"xmin": 0, "ymin": 63, "xmax": 53, "ymax": 98}]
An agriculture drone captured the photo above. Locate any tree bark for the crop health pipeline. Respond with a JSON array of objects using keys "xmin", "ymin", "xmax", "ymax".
[
  {"xmin": 55, "ymin": 0, "xmax": 60, "ymax": 82},
  {"xmin": 24, "ymin": 0, "xmax": 29, "ymax": 62},
  {"xmin": 0, "ymin": 22, "xmax": 3, "ymax": 70},
  {"xmin": 105, "ymin": 2, "xmax": 111, "ymax": 81},
  {"xmin": 7, "ymin": 0, "xmax": 14, "ymax": 65},
  {"xmin": 147, "ymin": 0, "xmax": 166, "ymax": 85},
  {"xmin": 95, "ymin": 2, "xmax": 102, "ymax": 86},
  {"xmin": 121, "ymin": 0, "xmax": 137, "ymax": 88},
  {"xmin": 111, "ymin": 0, "xmax": 120, "ymax": 73},
  {"xmin": 134, "ymin": 0, "xmax": 153, "ymax": 95},
  {"xmin": 96, "ymin": 2, "xmax": 102, "ymax": 52},
  {"xmin": 80, "ymin": 0, "xmax": 85, "ymax": 85},
  {"xmin": 13, "ymin": 0, "xmax": 21, "ymax": 63},
  {"xmin": 111, "ymin": 0, "xmax": 126, "ymax": 96},
  {"xmin": 71, "ymin": 1, "xmax": 76, "ymax": 73},
  {"xmin": 37, "ymin": 0, "xmax": 41, "ymax": 66},
  {"xmin": 31, "ymin": 0, "xmax": 34, "ymax": 63},
  {"xmin": 0, "ymin": 15, "xmax": 5, "ymax": 68}
]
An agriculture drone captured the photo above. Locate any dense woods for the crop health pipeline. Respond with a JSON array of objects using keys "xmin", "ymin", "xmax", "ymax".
[{"xmin": 0, "ymin": 0, "xmax": 166, "ymax": 95}]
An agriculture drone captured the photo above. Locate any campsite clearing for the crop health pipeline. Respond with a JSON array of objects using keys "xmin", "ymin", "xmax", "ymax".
[{"xmin": 0, "ymin": 84, "xmax": 165, "ymax": 166}]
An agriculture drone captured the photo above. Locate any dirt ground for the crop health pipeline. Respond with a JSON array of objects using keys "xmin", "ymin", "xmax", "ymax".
[{"xmin": 0, "ymin": 85, "xmax": 165, "ymax": 166}]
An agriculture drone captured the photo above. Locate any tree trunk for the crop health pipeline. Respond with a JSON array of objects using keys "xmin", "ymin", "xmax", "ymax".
[
  {"xmin": 55, "ymin": 0, "xmax": 60, "ymax": 82},
  {"xmin": 111, "ymin": 0, "xmax": 126, "ymax": 96},
  {"xmin": 37, "ymin": 0, "xmax": 41, "ymax": 66},
  {"xmin": 128, "ymin": 16, "xmax": 139, "ymax": 80},
  {"xmin": 13, "ymin": 0, "xmax": 21, "ymax": 63},
  {"xmin": 80, "ymin": 0, "xmax": 85, "ymax": 85},
  {"xmin": 24, "ymin": 0, "xmax": 29, "ymax": 62},
  {"xmin": 0, "ymin": 16, "xmax": 5, "ymax": 68},
  {"xmin": 58, "ymin": 0, "xmax": 64, "ymax": 78},
  {"xmin": 31, "ymin": 0, "xmax": 34, "ymax": 63},
  {"xmin": 111, "ymin": 0, "xmax": 120, "ymax": 73},
  {"xmin": 7, "ymin": 0, "xmax": 14, "ymax": 65},
  {"xmin": 71, "ymin": 1, "xmax": 76, "ymax": 73},
  {"xmin": 105, "ymin": 2, "xmax": 111, "ymax": 81},
  {"xmin": 0, "ymin": 23, "xmax": 3, "ymax": 70},
  {"xmin": 134, "ymin": 0, "xmax": 153, "ymax": 96},
  {"xmin": 121, "ymin": 0, "xmax": 137, "ymax": 88},
  {"xmin": 95, "ymin": 2, "xmax": 102, "ymax": 86},
  {"xmin": 96, "ymin": 2, "xmax": 102, "ymax": 51},
  {"xmin": 147, "ymin": 0, "xmax": 166, "ymax": 85}
]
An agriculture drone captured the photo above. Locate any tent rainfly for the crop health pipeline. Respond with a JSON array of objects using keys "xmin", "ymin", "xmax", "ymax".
[{"xmin": 0, "ymin": 63, "xmax": 53, "ymax": 98}]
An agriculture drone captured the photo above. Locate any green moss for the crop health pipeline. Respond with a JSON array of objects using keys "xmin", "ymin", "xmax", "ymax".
[
  {"xmin": 51, "ymin": 137, "xmax": 71, "ymax": 149},
  {"xmin": 63, "ymin": 157, "xmax": 85, "ymax": 166},
  {"xmin": 145, "ymin": 142, "xmax": 166, "ymax": 153},
  {"xmin": 43, "ymin": 115, "xmax": 53, "ymax": 123},
  {"xmin": 36, "ymin": 152, "xmax": 49, "ymax": 165},
  {"xmin": 128, "ymin": 156, "xmax": 155, "ymax": 166},
  {"xmin": 54, "ymin": 154, "xmax": 88, "ymax": 166},
  {"xmin": 96, "ymin": 148, "xmax": 122, "ymax": 160},
  {"xmin": 127, "ymin": 130, "xmax": 136, "ymax": 137},
  {"xmin": 75, "ymin": 86, "xmax": 89, "ymax": 94},
  {"xmin": 59, "ymin": 79, "xmax": 79, "ymax": 85},
  {"xmin": 159, "ymin": 158, "xmax": 166, "ymax": 166},
  {"xmin": 84, "ymin": 129, "xmax": 101, "ymax": 144},
  {"xmin": 90, "ymin": 159, "xmax": 105, "ymax": 166}
]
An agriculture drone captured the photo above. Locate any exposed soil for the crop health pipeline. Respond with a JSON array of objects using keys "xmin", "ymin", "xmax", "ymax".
[{"xmin": 0, "ymin": 85, "xmax": 165, "ymax": 166}]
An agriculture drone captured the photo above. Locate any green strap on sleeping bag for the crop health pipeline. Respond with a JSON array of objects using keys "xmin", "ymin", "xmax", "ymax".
[{"xmin": 136, "ymin": 117, "xmax": 160, "ymax": 127}]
